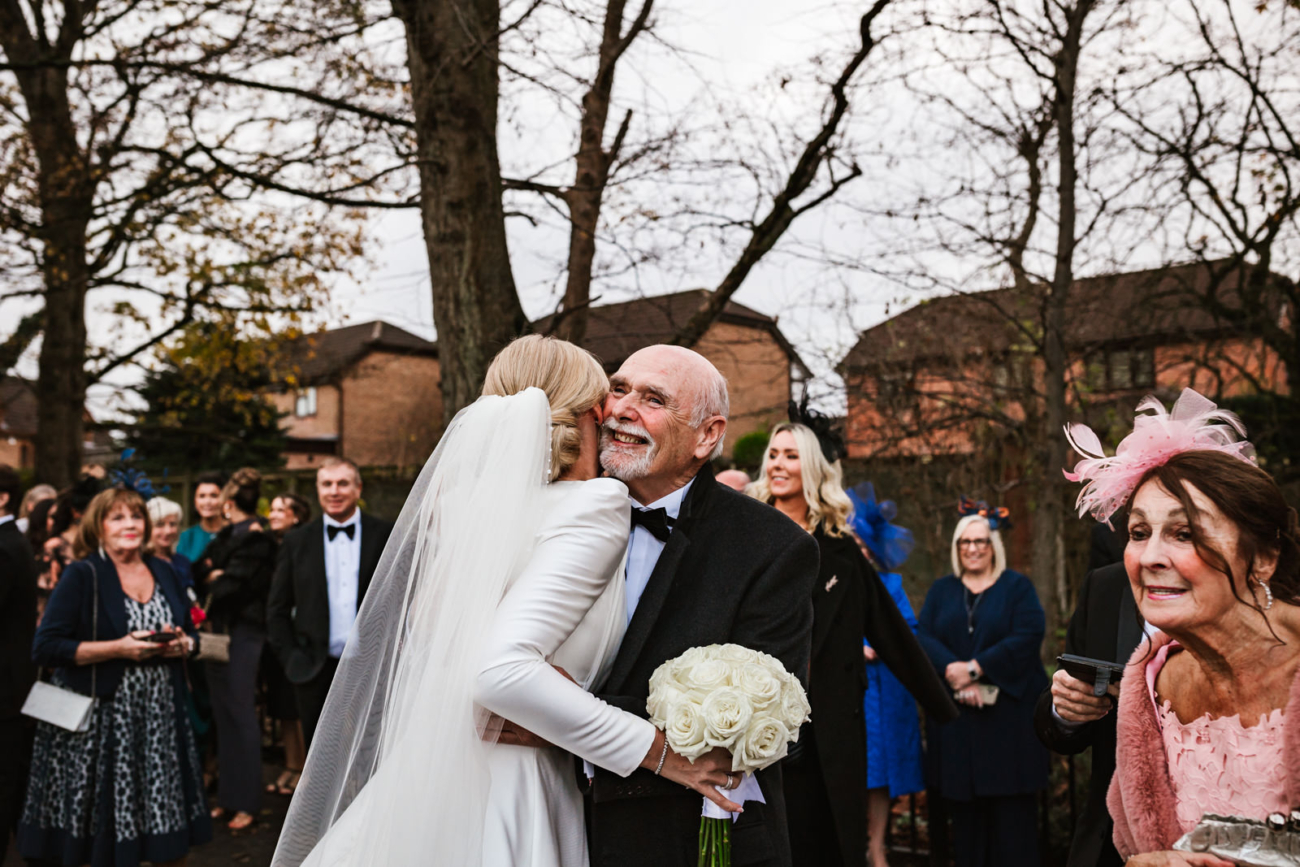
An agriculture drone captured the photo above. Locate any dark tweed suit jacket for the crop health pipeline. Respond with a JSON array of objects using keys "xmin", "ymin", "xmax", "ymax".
[{"xmin": 588, "ymin": 467, "xmax": 819, "ymax": 867}]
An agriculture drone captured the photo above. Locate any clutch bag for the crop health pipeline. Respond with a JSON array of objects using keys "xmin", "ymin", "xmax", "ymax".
[
  {"xmin": 195, "ymin": 631, "xmax": 231, "ymax": 663},
  {"xmin": 22, "ymin": 681, "xmax": 96, "ymax": 732},
  {"xmin": 1175, "ymin": 812, "xmax": 1300, "ymax": 865}
]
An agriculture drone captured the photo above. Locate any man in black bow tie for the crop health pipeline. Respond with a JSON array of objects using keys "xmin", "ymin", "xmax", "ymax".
[
  {"xmin": 585, "ymin": 345, "xmax": 819, "ymax": 867},
  {"xmin": 267, "ymin": 457, "xmax": 393, "ymax": 746}
]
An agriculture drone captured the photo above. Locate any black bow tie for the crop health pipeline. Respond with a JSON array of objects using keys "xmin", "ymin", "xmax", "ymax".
[
  {"xmin": 631, "ymin": 508, "xmax": 675, "ymax": 543},
  {"xmin": 327, "ymin": 523, "xmax": 355, "ymax": 542}
]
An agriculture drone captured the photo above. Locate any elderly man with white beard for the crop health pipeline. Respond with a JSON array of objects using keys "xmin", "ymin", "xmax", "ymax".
[{"xmin": 585, "ymin": 345, "xmax": 819, "ymax": 867}]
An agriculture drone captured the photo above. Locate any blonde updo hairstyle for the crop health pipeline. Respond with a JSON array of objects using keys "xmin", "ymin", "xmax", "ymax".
[
  {"xmin": 747, "ymin": 422, "xmax": 854, "ymax": 537},
  {"xmin": 482, "ymin": 335, "xmax": 610, "ymax": 482}
]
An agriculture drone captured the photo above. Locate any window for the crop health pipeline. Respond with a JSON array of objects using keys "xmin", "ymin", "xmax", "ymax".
[
  {"xmin": 1084, "ymin": 347, "xmax": 1156, "ymax": 392},
  {"xmin": 294, "ymin": 387, "xmax": 318, "ymax": 418}
]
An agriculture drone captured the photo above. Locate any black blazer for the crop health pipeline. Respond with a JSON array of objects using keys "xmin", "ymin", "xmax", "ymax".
[
  {"xmin": 31, "ymin": 552, "xmax": 197, "ymax": 699},
  {"xmin": 0, "ymin": 519, "xmax": 37, "ymax": 718},
  {"xmin": 192, "ymin": 519, "xmax": 278, "ymax": 632},
  {"xmin": 1033, "ymin": 562, "xmax": 1144, "ymax": 867},
  {"xmin": 588, "ymin": 467, "xmax": 819, "ymax": 867},
  {"xmin": 266, "ymin": 512, "xmax": 393, "ymax": 685},
  {"xmin": 795, "ymin": 531, "xmax": 958, "ymax": 866}
]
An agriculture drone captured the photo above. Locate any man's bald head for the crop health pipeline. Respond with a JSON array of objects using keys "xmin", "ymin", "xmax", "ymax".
[
  {"xmin": 601, "ymin": 345, "xmax": 731, "ymax": 503},
  {"xmin": 621, "ymin": 346, "xmax": 729, "ymax": 432},
  {"xmin": 715, "ymin": 469, "xmax": 752, "ymax": 492}
]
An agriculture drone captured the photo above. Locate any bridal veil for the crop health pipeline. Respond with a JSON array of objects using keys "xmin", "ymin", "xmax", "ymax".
[{"xmin": 272, "ymin": 388, "xmax": 553, "ymax": 867}]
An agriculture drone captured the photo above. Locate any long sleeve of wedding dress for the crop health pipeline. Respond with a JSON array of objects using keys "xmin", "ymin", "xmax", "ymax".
[{"xmin": 475, "ymin": 478, "xmax": 657, "ymax": 778}]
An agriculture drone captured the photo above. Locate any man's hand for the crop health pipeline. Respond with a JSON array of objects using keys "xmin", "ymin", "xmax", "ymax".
[
  {"xmin": 639, "ymin": 729, "xmax": 743, "ymax": 813},
  {"xmin": 1051, "ymin": 668, "xmax": 1117, "ymax": 724},
  {"xmin": 955, "ymin": 686, "xmax": 984, "ymax": 708},
  {"xmin": 494, "ymin": 717, "xmax": 555, "ymax": 749}
]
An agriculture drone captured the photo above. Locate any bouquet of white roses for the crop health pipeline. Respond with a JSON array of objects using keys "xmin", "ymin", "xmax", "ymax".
[{"xmin": 646, "ymin": 644, "xmax": 810, "ymax": 867}]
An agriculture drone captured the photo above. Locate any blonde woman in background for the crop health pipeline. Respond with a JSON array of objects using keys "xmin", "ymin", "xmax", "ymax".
[
  {"xmin": 748, "ymin": 422, "xmax": 956, "ymax": 867},
  {"xmin": 916, "ymin": 506, "xmax": 1049, "ymax": 867}
]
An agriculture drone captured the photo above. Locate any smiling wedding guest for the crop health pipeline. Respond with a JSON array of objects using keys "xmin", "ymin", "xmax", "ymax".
[
  {"xmin": 148, "ymin": 497, "xmax": 194, "ymax": 590},
  {"xmin": 1064, "ymin": 391, "xmax": 1300, "ymax": 867},
  {"xmin": 917, "ymin": 501, "xmax": 1049, "ymax": 867},
  {"xmin": 267, "ymin": 458, "xmax": 393, "ymax": 747},
  {"xmin": 19, "ymin": 487, "xmax": 210, "ymax": 867},
  {"xmin": 747, "ymin": 415, "xmax": 956, "ymax": 867},
  {"xmin": 176, "ymin": 471, "xmax": 228, "ymax": 563}
]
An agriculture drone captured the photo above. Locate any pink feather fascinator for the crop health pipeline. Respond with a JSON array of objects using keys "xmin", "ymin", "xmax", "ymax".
[{"xmin": 1062, "ymin": 388, "xmax": 1257, "ymax": 524}]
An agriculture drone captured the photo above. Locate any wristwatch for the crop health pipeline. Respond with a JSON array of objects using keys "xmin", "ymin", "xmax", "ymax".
[{"xmin": 968, "ymin": 662, "xmax": 978, "ymax": 682}]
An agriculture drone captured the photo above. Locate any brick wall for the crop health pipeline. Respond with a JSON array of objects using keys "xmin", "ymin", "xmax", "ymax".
[
  {"xmin": 695, "ymin": 321, "xmax": 792, "ymax": 455},
  {"xmin": 340, "ymin": 351, "xmax": 443, "ymax": 470},
  {"xmin": 0, "ymin": 437, "xmax": 31, "ymax": 469}
]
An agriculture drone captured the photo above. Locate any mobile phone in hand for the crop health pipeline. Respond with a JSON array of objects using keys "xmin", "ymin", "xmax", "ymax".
[
  {"xmin": 1056, "ymin": 654, "xmax": 1125, "ymax": 697},
  {"xmin": 141, "ymin": 631, "xmax": 180, "ymax": 645}
]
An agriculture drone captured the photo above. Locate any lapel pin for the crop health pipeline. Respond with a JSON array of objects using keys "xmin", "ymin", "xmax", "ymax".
[{"xmin": 825, "ymin": 576, "xmax": 839, "ymax": 592}]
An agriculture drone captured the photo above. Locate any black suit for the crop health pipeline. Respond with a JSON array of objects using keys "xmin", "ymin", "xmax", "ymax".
[
  {"xmin": 266, "ymin": 512, "xmax": 392, "ymax": 745},
  {"xmin": 0, "ymin": 518, "xmax": 36, "ymax": 853},
  {"xmin": 785, "ymin": 531, "xmax": 958, "ymax": 867},
  {"xmin": 588, "ymin": 468, "xmax": 819, "ymax": 867},
  {"xmin": 1033, "ymin": 563, "xmax": 1144, "ymax": 867}
]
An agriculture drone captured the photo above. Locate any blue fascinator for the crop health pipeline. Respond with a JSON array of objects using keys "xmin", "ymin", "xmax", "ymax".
[
  {"xmin": 847, "ymin": 482, "xmax": 914, "ymax": 571},
  {"xmin": 109, "ymin": 449, "xmax": 169, "ymax": 501}
]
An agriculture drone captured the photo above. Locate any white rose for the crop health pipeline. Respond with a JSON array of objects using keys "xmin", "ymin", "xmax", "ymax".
[
  {"xmin": 665, "ymin": 701, "xmax": 710, "ymax": 760},
  {"xmin": 680, "ymin": 658, "xmax": 732, "ymax": 693},
  {"xmin": 778, "ymin": 681, "xmax": 811, "ymax": 730},
  {"xmin": 669, "ymin": 646, "xmax": 710, "ymax": 680},
  {"xmin": 700, "ymin": 688, "xmax": 754, "ymax": 748},
  {"xmin": 733, "ymin": 717, "xmax": 791, "ymax": 772},
  {"xmin": 735, "ymin": 662, "xmax": 782, "ymax": 711},
  {"xmin": 715, "ymin": 644, "xmax": 760, "ymax": 665},
  {"xmin": 647, "ymin": 683, "xmax": 687, "ymax": 726},
  {"xmin": 649, "ymin": 660, "xmax": 676, "ymax": 694}
]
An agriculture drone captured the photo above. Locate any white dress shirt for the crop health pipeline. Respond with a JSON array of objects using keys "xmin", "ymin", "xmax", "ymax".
[
  {"xmin": 323, "ymin": 511, "xmax": 362, "ymax": 658},
  {"xmin": 624, "ymin": 478, "xmax": 694, "ymax": 624},
  {"xmin": 0, "ymin": 514, "xmax": 13, "ymax": 528}
]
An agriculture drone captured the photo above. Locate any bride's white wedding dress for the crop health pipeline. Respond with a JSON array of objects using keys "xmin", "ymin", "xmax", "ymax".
[{"xmin": 273, "ymin": 390, "xmax": 656, "ymax": 867}]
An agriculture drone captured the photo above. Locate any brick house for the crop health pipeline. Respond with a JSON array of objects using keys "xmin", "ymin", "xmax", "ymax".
[
  {"xmin": 839, "ymin": 261, "xmax": 1287, "ymax": 459},
  {"xmin": 271, "ymin": 321, "xmax": 442, "ymax": 470},
  {"xmin": 536, "ymin": 290, "xmax": 810, "ymax": 454},
  {"xmin": 0, "ymin": 376, "xmax": 36, "ymax": 469}
]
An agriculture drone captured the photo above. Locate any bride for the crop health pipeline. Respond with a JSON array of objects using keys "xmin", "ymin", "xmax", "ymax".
[{"xmin": 271, "ymin": 336, "xmax": 734, "ymax": 867}]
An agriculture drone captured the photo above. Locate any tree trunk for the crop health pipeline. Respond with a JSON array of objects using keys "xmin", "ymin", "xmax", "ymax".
[
  {"xmin": 6, "ymin": 53, "xmax": 94, "ymax": 488},
  {"xmin": 1032, "ymin": 0, "xmax": 1094, "ymax": 640},
  {"xmin": 393, "ymin": 0, "xmax": 528, "ymax": 426}
]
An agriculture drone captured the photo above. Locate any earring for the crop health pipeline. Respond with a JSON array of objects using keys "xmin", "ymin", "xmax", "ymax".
[{"xmin": 1254, "ymin": 576, "xmax": 1275, "ymax": 611}]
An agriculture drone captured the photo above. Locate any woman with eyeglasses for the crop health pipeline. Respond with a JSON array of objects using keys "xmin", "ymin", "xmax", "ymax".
[{"xmin": 916, "ymin": 508, "xmax": 1050, "ymax": 867}]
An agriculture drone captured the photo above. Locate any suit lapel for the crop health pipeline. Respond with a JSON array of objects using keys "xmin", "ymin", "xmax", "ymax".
[
  {"xmin": 1116, "ymin": 575, "xmax": 1143, "ymax": 663},
  {"xmin": 810, "ymin": 539, "xmax": 847, "ymax": 660},
  {"xmin": 605, "ymin": 469, "xmax": 715, "ymax": 692},
  {"xmin": 607, "ymin": 526, "xmax": 692, "ymax": 693},
  {"xmin": 358, "ymin": 513, "xmax": 382, "ymax": 597}
]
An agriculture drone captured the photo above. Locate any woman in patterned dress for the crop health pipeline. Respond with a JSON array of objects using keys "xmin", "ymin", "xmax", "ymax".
[{"xmin": 18, "ymin": 488, "xmax": 212, "ymax": 867}]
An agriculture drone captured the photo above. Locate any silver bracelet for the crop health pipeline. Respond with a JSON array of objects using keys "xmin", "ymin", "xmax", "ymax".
[{"xmin": 653, "ymin": 737, "xmax": 669, "ymax": 775}]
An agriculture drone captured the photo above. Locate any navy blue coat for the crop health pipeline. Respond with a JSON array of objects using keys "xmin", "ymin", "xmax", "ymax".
[
  {"xmin": 917, "ymin": 570, "xmax": 1049, "ymax": 801},
  {"xmin": 32, "ymin": 552, "xmax": 197, "ymax": 700}
]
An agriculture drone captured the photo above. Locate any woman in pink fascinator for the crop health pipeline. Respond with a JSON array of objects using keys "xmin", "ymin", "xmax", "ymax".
[{"xmin": 1064, "ymin": 389, "xmax": 1300, "ymax": 866}]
